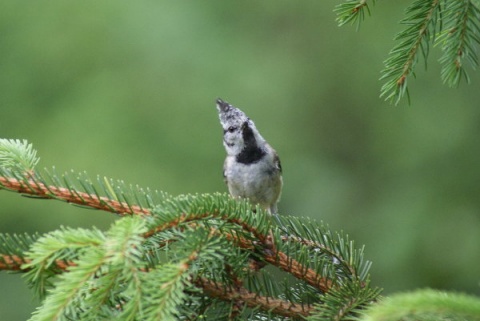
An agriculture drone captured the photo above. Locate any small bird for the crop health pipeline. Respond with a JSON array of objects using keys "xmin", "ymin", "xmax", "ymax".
[{"xmin": 216, "ymin": 98, "xmax": 283, "ymax": 215}]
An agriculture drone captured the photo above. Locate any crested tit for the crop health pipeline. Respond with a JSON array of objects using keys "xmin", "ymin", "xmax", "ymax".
[{"xmin": 216, "ymin": 98, "xmax": 283, "ymax": 215}]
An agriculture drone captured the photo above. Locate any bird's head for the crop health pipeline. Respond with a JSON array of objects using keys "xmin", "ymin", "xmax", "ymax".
[{"xmin": 216, "ymin": 98, "xmax": 264, "ymax": 156}]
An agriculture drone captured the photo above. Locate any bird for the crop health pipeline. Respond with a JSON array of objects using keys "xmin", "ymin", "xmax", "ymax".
[{"xmin": 215, "ymin": 98, "xmax": 283, "ymax": 215}]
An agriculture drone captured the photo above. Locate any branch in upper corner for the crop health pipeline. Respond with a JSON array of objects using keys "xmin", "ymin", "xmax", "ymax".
[
  {"xmin": 436, "ymin": 0, "xmax": 480, "ymax": 87},
  {"xmin": 335, "ymin": 0, "xmax": 375, "ymax": 29},
  {"xmin": 337, "ymin": 0, "xmax": 480, "ymax": 105},
  {"xmin": 380, "ymin": 0, "xmax": 442, "ymax": 105}
]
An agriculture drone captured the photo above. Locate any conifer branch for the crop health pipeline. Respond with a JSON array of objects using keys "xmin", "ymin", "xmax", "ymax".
[
  {"xmin": 0, "ymin": 254, "xmax": 28, "ymax": 270},
  {"xmin": 0, "ymin": 173, "xmax": 339, "ymax": 295},
  {"xmin": 0, "ymin": 139, "xmax": 380, "ymax": 320},
  {"xmin": 380, "ymin": 0, "xmax": 442, "ymax": 104},
  {"xmin": 266, "ymin": 251, "xmax": 333, "ymax": 293},
  {"xmin": 437, "ymin": 0, "xmax": 480, "ymax": 87},
  {"xmin": 337, "ymin": 1, "xmax": 480, "ymax": 104},
  {"xmin": 0, "ymin": 176, "xmax": 150, "ymax": 216},
  {"xmin": 1, "ymin": 253, "xmax": 315, "ymax": 319},
  {"xmin": 0, "ymin": 254, "xmax": 74, "ymax": 272},
  {"xmin": 224, "ymin": 225, "xmax": 333, "ymax": 292},
  {"xmin": 0, "ymin": 198, "xmax": 336, "ymax": 294},
  {"xmin": 144, "ymin": 212, "xmax": 334, "ymax": 292},
  {"xmin": 143, "ymin": 213, "xmax": 211, "ymax": 237},
  {"xmin": 196, "ymin": 277, "xmax": 313, "ymax": 318}
]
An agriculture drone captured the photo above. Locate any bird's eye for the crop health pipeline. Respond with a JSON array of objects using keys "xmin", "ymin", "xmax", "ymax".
[{"xmin": 227, "ymin": 126, "xmax": 237, "ymax": 133}]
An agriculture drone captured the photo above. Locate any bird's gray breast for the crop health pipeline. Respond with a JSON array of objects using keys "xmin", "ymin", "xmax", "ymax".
[{"xmin": 224, "ymin": 156, "xmax": 279, "ymax": 204}]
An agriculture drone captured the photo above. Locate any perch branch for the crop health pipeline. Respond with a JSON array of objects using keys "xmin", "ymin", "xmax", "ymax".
[{"xmin": 0, "ymin": 176, "xmax": 150, "ymax": 216}]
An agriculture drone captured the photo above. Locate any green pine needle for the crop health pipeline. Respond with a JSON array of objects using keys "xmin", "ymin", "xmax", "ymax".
[
  {"xmin": 0, "ymin": 139, "xmax": 39, "ymax": 173},
  {"xmin": 335, "ymin": 0, "xmax": 375, "ymax": 29},
  {"xmin": 139, "ymin": 263, "xmax": 191, "ymax": 321}
]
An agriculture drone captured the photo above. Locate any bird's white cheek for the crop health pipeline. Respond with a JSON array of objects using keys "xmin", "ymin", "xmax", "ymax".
[{"xmin": 223, "ymin": 135, "xmax": 244, "ymax": 155}]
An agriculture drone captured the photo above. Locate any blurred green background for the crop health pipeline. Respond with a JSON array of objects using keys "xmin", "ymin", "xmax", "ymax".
[{"xmin": 1, "ymin": 1, "xmax": 480, "ymax": 319}]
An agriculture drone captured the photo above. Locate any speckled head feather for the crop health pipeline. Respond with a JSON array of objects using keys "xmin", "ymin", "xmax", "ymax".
[
  {"xmin": 216, "ymin": 98, "xmax": 266, "ymax": 156},
  {"xmin": 216, "ymin": 98, "xmax": 249, "ymax": 127}
]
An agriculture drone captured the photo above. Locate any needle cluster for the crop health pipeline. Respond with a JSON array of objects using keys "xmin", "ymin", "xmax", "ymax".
[{"xmin": 335, "ymin": 0, "xmax": 480, "ymax": 104}]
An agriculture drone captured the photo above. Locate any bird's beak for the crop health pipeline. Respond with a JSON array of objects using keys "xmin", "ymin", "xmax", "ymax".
[{"xmin": 216, "ymin": 98, "xmax": 230, "ymax": 113}]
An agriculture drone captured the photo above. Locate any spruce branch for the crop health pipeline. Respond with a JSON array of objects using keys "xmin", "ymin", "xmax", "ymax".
[
  {"xmin": 197, "ymin": 277, "xmax": 313, "ymax": 319},
  {"xmin": 139, "ymin": 262, "xmax": 192, "ymax": 321},
  {"xmin": 144, "ymin": 208, "xmax": 335, "ymax": 293},
  {"xmin": 28, "ymin": 248, "xmax": 106, "ymax": 321},
  {"xmin": 0, "ymin": 203, "xmax": 374, "ymax": 319},
  {"xmin": 0, "ymin": 233, "xmax": 39, "ymax": 270},
  {"xmin": 0, "ymin": 183, "xmax": 333, "ymax": 293},
  {"xmin": 0, "ymin": 173, "xmax": 151, "ymax": 216},
  {"xmin": 3, "ymin": 252, "xmax": 314, "ymax": 319},
  {"xmin": 337, "ymin": 1, "xmax": 480, "ymax": 104},
  {"xmin": 380, "ymin": 0, "xmax": 442, "ymax": 104},
  {"xmin": 1, "ymin": 253, "xmax": 30, "ymax": 270},
  {"xmin": 0, "ymin": 139, "xmax": 380, "ymax": 320},
  {"xmin": 437, "ymin": 0, "xmax": 480, "ymax": 87}
]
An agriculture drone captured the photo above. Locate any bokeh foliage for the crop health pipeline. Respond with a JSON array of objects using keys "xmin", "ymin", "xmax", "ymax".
[{"xmin": 1, "ymin": 1, "xmax": 480, "ymax": 320}]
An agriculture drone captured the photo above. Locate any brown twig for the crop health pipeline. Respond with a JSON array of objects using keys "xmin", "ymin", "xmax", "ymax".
[
  {"xmin": 221, "ymin": 227, "xmax": 332, "ymax": 292},
  {"xmin": 0, "ymin": 254, "xmax": 28, "ymax": 270},
  {"xmin": 0, "ymin": 175, "xmax": 334, "ymax": 293},
  {"xmin": 224, "ymin": 217, "xmax": 333, "ymax": 292},
  {"xmin": 146, "ymin": 214, "xmax": 333, "ymax": 292},
  {"xmin": 142, "ymin": 212, "xmax": 212, "ymax": 238},
  {"xmin": 0, "ymin": 176, "xmax": 150, "ymax": 216},
  {"xmin": 195, "ymin": 277, "xmax": 312, "ymax": 318},
  {"xmin": 0, "ymin": 255, "xmax": 74, "ymax": 271}
]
